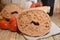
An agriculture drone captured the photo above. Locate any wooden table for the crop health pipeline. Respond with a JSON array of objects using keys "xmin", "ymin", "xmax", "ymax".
[{"xmin": 0, "ymin": 13, "xmax": 60, "ymax": 40}]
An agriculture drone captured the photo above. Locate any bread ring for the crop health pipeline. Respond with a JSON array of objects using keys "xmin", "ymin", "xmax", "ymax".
[
  {"xmin": 1, "ymin": 3, "xmax": 24, "ymax": 19},
  {"xmin": 17, "ymin": 9, "xmax": 51, "ymax": 36}
]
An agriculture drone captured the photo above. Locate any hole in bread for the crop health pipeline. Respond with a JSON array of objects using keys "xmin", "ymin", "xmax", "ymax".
[
  {"xmin": 26, "ymin": 11, "xmax": 28, "ymax": 13},
  {"xmin": 11, "ymin": 11, "xmax": 18, "ymax": 14},
  {"xmin": 31, "ymin": 21, "xmax": 39, "ymax": 26},
  {"xmin": 20, "ymin": 25, "xmax": 22, "ymax": 26},
  {"xmin": 45, "ymin": 26, "xmax": 49, "ymax": 28}
]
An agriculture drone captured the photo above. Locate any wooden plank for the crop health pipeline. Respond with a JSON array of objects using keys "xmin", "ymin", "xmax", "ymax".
[
  {"xmin": 0, "ymin": 29, "xmax": 4, "ymax": 40},
  {"xmin": 16, "ymin": 33, "xmax": 26, "ymax": 40},
  {"xmin": 5, "ymin": 30, "xmax": 11, "ymax": 40},
  {"xmin": 0, "ymin": 30, "xmax": 8, "ymax": 40},
  {"xmin": 0, "ymin": 30, "xmax": 12, "ymax": 40},
  {"xmin": 3, "ymin": 30, "xmax": 12, "ymax": 40},
  {"xmin": 9, "ymin": 32, "xmax": 17, "ymax": 40},
  {"xmin": 53, "ymin": 34, "xmax": 60, "ymax": 40},
  {"xmin": 37, "ymin": 37, "xmax": 54, "ymax": 40},
  {"xmin": 45, "ymin": 37, "xmax": 54, "ymax": 40},
  {"xmin": 0, "ymin": 29, "xmax": 26, "ymax": 40}
]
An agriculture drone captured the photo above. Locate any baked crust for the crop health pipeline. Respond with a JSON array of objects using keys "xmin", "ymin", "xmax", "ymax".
[{"xmin": 17, "ymin": 9, "xmax": 50, "ymax": 36}]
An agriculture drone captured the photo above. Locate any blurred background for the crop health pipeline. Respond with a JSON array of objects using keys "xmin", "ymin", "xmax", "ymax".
[{"xmin": 0, "ymin": 0, "xmax": 60, "ymax": 14}]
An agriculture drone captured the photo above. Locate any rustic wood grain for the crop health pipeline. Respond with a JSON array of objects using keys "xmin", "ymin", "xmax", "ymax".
[
  {"xmin": 0, "ymin": 30, "xmax": 26, "ymax": 40},
  {"xmin": 37, "ymin": 37, "xmax": 54, "ymax": 40},
  {"xmin": 16, "ymin": 33, "xmax": 26, "ymax": 40},
  {"xmin": 53, "ymin": 34, "xmax": 60, "ymax": 40}
]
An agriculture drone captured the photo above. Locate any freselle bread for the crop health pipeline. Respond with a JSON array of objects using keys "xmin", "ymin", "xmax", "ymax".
[
  {"xmin": 1, "ymin": 3, "xmax": 24, "ymax": 19},
  {"xmin": 17, "ymin": 9, "xmax": 51, "ymax": 36}
]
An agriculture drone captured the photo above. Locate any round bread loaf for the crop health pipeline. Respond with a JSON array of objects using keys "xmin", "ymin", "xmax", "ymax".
[
  {"xmin": 1, "ymin": 3, "xmax": 24, "ymax": 19},
  {"xmin": 17, "ymin": 9, "xmax": 51, "ymax": 36}
]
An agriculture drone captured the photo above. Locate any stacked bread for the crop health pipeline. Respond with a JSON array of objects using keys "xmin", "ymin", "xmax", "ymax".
[{"xmin": 0, "ymin": 3, "xmax": 51, "ymax": 37}]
